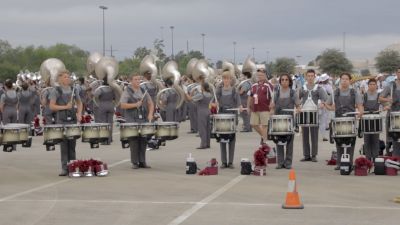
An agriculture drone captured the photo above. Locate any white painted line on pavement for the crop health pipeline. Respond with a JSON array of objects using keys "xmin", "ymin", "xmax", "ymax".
[
  {"xmin": 167, "ymin": 175, "xmax": 246, "ymax": 225},
  {"xmin": 4, "ymin": 199, "xmax": 400, "ymax": 211},
  {"xmin": 0, "ymin": 158, "xmax": 130, "ymax": 203}
]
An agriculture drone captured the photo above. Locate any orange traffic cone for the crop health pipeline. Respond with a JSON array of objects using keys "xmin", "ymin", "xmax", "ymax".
[{"xmin": 282, "ymin": 169, "xmax": 304, "ymax": 209}]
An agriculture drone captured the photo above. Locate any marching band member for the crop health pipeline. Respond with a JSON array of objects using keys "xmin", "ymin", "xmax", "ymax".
[
  {"xmin": 140, "ymin": 71, "xmax": 159, "ymax": 113},
  {"xmin": 270, "ymin": 74, "xmax": 300, "ymax": 169},
  {"xmin": 40, "ymin": 79, "xmax": 55, "ymax": 124},
  {"xmin": 49, "ymin": 70, "xmax": 83, "ymax": 176},
  {"xmin": 120, "ymin": 74, "xmax": 154, "ymax": 169},
  {"xmin": 93, "ymin": 78, "xmax": 116, "ymax": 144},
  {"xmin": 0, "ymin": 79, "xmax": 18, "ymax": 124},
  {"xmin": 238, "ymin": 71, "xmax": 253, "ymax": 132},
  {"xmin": 186, "ymin": 77, "xmax": 198, "ymax": 133},
  {"xmin": 159, "ymin": 78, "xmax": 179, "ymax": 122},
  {"xmin": 318, "ymin": 74, "xmax": 333, "ymax": 141},
  {"xmin": 298, "ymin": 69, "xmax": 327, "ymax": 162},
  {"xmin": 247, "ymin": 68, "xmax": 274, "ymax": 145},
  {"xmin": 192, "ymin": 81, "xmax": 212, "ymax": 149},
  {"xmin": 362, "ymin": 78, "xmax": 381, "ymax": 161},
  {"xmin": 17, "ymin": 82, "xmax": 35, "ymax": 124},
  {"xmin": 326, "ymin": 72, "xmax": 364, "ymax": 170},
  {"xmin": 212, "ymin": 70, "xmax": 241, "ymax": 168},
  {"xmin": 379, "ymin": 67, "xmax": 400, "ymax": 157}
]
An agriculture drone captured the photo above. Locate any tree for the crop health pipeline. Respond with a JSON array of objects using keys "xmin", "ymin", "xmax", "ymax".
[
  {"xmin": 375, "ymin": 49, "xmax": 400, "ymax": 74},
  {"xmin": 318, "ymin": 48, "xmax": 353, "ymax": 77},
  {"xmin": 273, "ymin": 57, "xmax": 296, "ymax": 75},
  {"xmin": 133, "ymin": 47, "xmax": 151, "ymax": 59}
]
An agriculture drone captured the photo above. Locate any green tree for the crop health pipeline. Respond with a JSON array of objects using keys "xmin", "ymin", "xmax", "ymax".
[
  {"xmin": 375, "ymin": 49, "xmax": 400, "ymax": 73},
  {"xmin": 318, "ymin": 48, "xmax": 353, "ymax": 77},
  {"xmin": 360, "ymin": 69, "xmax": 371, "ymax": 76},
  {"xmin": 273, "ymin": 57, "xmax": 296, "ymax": 75},
  {"xmin": 133, "ymin": 47, "xmax": 151, "ymax": 59}
]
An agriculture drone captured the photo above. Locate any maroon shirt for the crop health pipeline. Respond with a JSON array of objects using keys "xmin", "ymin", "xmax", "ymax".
[{"xmin": 250, "ymin": 81, "xmax": 273, "ymax": 112}]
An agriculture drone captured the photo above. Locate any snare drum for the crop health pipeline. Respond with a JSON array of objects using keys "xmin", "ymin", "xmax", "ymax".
[
  {"xmin": 268, "ymin": 115, "xmax": 294, "ymax": 135},
  {"xmin": 212, "ymin": 114, "xmax": 236, "ymax": 134},
  {"xmin": 389, "ymin": 112, "xmax": 400, "ymax": 132},
  {"xmin": 331, "ymin": 117, "xmax": 357, "ymax": 138},
  {"xmin": 81, "ymin": 124, "xmax": 100, "ymax": 142},
  {"xmin": 120, "ymin": 123, "xmax": 140, "ymax": 140},
  {"xmin": 296, "ymin": 110, "xmax": 318, "ymax": 127},
  {"xmin": 360, "ymin": 114, "xmax": 382, "ymax": 134},
  {"xmin": 140, "ymin": 123, "xmax": 156, "ymax": 137},
  {"xmin": 43, "ymin": 124, "xmax": 64, "ymax": 144},
  {"xmin": 64, "ymin": 124, "xmax": 82, "ymax": 139}
]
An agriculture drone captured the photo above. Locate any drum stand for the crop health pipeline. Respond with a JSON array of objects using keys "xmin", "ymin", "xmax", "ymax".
[
  {"xmin": 3, "ymin": 144, "xmax": 16, "ymax": 152},
  {"xmin": 46, "ymin": 144, "xmax": 56, "ymax": 151}
]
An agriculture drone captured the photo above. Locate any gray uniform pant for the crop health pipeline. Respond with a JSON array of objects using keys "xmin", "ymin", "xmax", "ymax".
[
  {"xmin": 129, "ymin": 137, "xmax": 147, "ymax": 165},
  {"xmin": 18, "ymin": 107, "xmax": 33, "ymax": 124},
  {"xmin": 60, "ymin": 139, "xmax": 76, "ymax": 171},
  {"xmin": 198, "ymin": 114, "xmax": 211, "ymax": 148},
  {"xmin": 302, "ymin": 126, "xmax": 319, "ymax": 157},
  {"xmin": 95, "ymin": 107, "xmax": 114, "ymax": 143},
  {"xmin": 3, "ymin": 107, "xmax": 17, "ymax": 124},
  {"xmin": 336, "ymin": 138, "xmax": 356, "ymax": 166},
  {"xmin": 220, "ymin": 135, "xmax": 236, "ymax": 164},
  {"xmin": 188, "ymin": 102, "xmax": 198, "ymax": 132},
  {"xmin": 363, "ymin": 134, "xmax": 379, "ymax": 160},
  {"xmin": 240, "ymin": 111, "xmax": 252, "ymax": 131},
  {"xmin": 277, "ymin": 135, "xmax": 294, "ymax": 167}
]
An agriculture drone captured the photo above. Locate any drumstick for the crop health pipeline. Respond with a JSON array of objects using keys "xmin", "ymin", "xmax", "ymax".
[
  {"xmin": 226, "ymin": 108, "xmax": 248, "ymax": 111},
  {"xmin": 70, "ymin": 85, "xmax": 75, "ymax": 103},
  {"xmin": 141, "ymin": 90, "xmax": 148, "ymax": 102},
  {"xmin": 281, "ymin": 109, "xmax": 295, "ymax": 112}
]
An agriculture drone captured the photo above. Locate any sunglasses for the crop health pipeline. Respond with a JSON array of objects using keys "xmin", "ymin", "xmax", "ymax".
[{"xmin": 257, "ymin": 69, "xmax": 265, "ymax": 72}]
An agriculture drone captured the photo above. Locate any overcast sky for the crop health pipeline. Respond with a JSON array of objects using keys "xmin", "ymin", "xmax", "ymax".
[{"xmin": 1, "ymin": 0, "xmax": 399, "ymax": 65}]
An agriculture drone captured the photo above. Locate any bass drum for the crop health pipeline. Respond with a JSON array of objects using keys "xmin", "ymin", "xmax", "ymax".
[{"xmin": 43, "ymin": 124, "xmax": 64, "ymax": 145}]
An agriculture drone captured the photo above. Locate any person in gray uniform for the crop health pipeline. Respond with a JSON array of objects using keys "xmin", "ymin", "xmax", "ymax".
[
  {"xmin": 380, "ymin": 67, "xmax": 400, "ymax": 157},
  {"xmin": 192, "ymin": 82, "xmax": 212, "ymax": 149},
  {"xmin": 271, "ymin": 74, "xmax": 300, "ymax": 169},
  {"xmin": 93, "ymin": 79, "xmax": 116, "ymax": 144},
  {"xmin": 186, "ymin": 77, "xmax": 198, "ymax": 133},
  {"xmin": 213, "ymin": 71, "xmax": 241, "ymax": 168},
  {"xmin": 238, "ymin": 71, "xmax": 253, "ymax": 132},
  {"xmin": 40, "ymin": 79, "xmax": 55, "ymax": 124},
  {"xmin": 298, "ymin": 69, "xmax": 327, "ymax": 162},
  {"xmin": 49, "ymin": 70, "xmax": 82, "ymax": 176},
  {"xmin": 120, "ymin": 74, "xmax": 154, "ymax": 169},
  {"xmin": 326, "ymin": 72, "xmax": 364, "ymax": 170},
  {"xmin": 17, "ymin": 82, "xmax": 35, "ymax": 124},
  {"xmin": 362, "ymin": 78, "xmax": 381, "ymax": 161},
  {"xmin": 140, "ymin": 72, "xmax": 158, "ymax": 113},
  {"xmin": 161, "ymin": 79, "xmax": 179, "ymax": 122},
  {"xmin": 0, "ymin": 79, "xmax": 18, "ymax": 124}
]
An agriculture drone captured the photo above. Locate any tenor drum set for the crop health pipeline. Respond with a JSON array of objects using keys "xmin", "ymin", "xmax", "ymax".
[
  {"xmin": 1, "ymin": 123, "xmax": 32, "ymax": 152},
  {"xmin": 119, "ymin": 122, "xmax": 179, "ymax": 148}
]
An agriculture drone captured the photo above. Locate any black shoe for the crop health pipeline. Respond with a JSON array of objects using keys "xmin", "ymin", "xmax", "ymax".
[
  {"xmin": 220, "ymin": 163, "xmax": 228, "ymax": 169},
  {"xmin": 323, "ymin": 138, "xmax": 328, "ymax": 142},
  {"xmin": 311, "ymin": 157, "xmax": 318, "ymax": 162},
  {"xmin": 58, "ymin": 170, "xmax": 68, "ymax": 176},
  {"xmin": 300, "ymin": 157, "xmax": 311, "ymax": 162},
  {"xmin": 139, "ymin": 162, "xmax": 151, "ymax": 168},
  {"xmin": 285, "ymin": 165, "xmax": 292, "ymax": 169},
  {"xmin": 334, "ymin": 166, "xmax": 340, "ymax": 170},
  {"xmin": 228, "ymin": 163, "xmax": 235, "ymax": 169}
]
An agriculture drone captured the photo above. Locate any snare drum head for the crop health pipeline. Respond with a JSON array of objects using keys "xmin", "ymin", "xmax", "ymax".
[{"xmin": 213, "ymin": 114, "xmax": 236, "ymax": 119}]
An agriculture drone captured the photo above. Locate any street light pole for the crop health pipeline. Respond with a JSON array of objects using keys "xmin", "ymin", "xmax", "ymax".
[
  {"xmin": 201, "ymin": 33, "xmax": 205, "ymax": 57},
  {"xmin": 99, "ymin": 5, "xmax": 108, "ymax": 56},
  {"xmin": 266, "ymin": 51, "xmax": 269, "ymax": 64},
  {"xmin": 252, "ymin": 47, "xmax": 255, "ymax": 61},
  {"xmin": 170, "ymin": 26, "xmax": 174, "ymax": 60},
  {"xmin": 233, "ymin": 41, "xmax": 236, "ymax": 64}
]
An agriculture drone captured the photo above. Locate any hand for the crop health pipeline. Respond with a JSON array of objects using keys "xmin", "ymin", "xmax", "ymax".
[
  {"xmin": 386, "ymin": 97, "xmax": 393, "ymax": 103},
  {"xmin": 319, "ymin": 102, "xmax": 325, "ymax": 109},
  {"xmin": 76, "ymin": 113, "xmax": 81, "ymax": 124},
  {"xmin": 65, "ymin": 102, "xmax": 73, "ymax": 110},
  {"xmin": 384, "ymin": 105, "xmax": 391, "ymax": 111},
  {"xmin": 147, "ymin": 114, "xmax": 153, "ymax": 122},
  {"xmin": 239, "ymin": 106, "xmax": 243, "ymax": 112},
  {"xmin": 295, "ymin": 107, "xmax": 301, "ymax": 113},
  {"xmin": 356, "ymin": 111, "xmax": 363, "ymax": 118},
  {"xmin": 136, "ymin": 100, "xmax": 143, "ymax": 108}
]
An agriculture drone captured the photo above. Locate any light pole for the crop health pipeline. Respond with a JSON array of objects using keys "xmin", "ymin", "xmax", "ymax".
[
  {"xmin": 99, "ymin": 5, "xmax": 108, "ymax": 56},
  {"xmin": 252, "ymin": 47, "xmax": 255, "ymax": 61},
  {"xmin": 201, "ymin": 33, "xmax": 205, "ymax": 57},
  {"xmin": 266, "ymin": 51, "xmax": 269, "ymax": 64},
  {"xmin": 233, "ymin": 41, "xmax": 236, "ymax": 64},
  {"xmin": 170, "ymin": 26, "xmax": 174, "ymax": 59}
]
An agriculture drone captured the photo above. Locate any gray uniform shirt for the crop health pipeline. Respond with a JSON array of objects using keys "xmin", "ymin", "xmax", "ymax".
[{"xmin": 326, "ymin": 88, "xmax": 363, "ymax": 105}]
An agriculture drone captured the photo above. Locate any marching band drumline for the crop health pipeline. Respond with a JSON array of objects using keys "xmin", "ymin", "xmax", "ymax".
[{"xmin": 1, "ymin": 54, "xmax": 400, "ymax": 176}]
